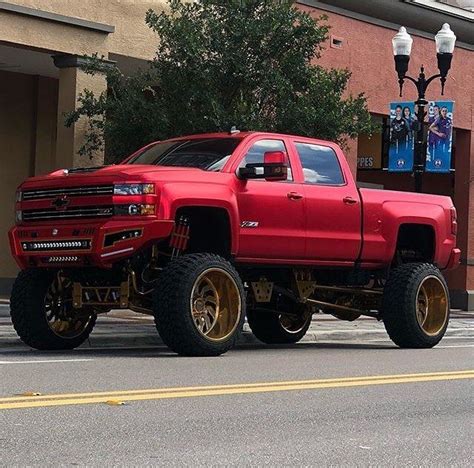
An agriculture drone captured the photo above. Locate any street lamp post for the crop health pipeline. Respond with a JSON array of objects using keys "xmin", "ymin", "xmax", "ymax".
[{"xmin": 392, "ymin": 24, "xmax": 456, "ymax": 193}]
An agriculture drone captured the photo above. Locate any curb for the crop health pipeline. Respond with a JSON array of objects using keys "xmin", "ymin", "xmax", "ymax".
[
  {"xmin": 1, "ymin": 302, "xmax": 474, "ymax": 317},
  {"xmin": 1, "ymin": 325, "xmax": 471, "ymax": 350},
  {"xmin": 58, "ymin": 325, "xmax": 474, "ymax": 348}
]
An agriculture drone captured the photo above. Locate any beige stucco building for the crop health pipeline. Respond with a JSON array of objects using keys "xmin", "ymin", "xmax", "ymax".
[
  {"xmin": 0, "ymin": 1, "xmax": 168, "ymax": 292},
  {"xmin": 1, "ymin": 0, "xmax": 473, "ymax": 303}
]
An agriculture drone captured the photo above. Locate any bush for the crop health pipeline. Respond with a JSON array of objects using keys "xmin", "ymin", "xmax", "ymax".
[{"xmin": 66, "ymin": 0, "xmax": 374, "ymax": 162}]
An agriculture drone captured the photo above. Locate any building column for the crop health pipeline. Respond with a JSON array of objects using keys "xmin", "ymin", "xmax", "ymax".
[
  {"xmin": 445, "ymin": 129, "xmax": 474, "ymax": 310},
  {"xmin": 53, "ymin": 54, "xmax": 108, "ymax": 169},
  {"xmin": 461, "ymin": 130, "xmax": 474, "ymax": 309}
]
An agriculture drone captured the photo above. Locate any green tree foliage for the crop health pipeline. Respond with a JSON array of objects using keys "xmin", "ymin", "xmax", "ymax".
[{"xmin": 67, "ymin": 0, "xmax": 374, "ymax": 162}]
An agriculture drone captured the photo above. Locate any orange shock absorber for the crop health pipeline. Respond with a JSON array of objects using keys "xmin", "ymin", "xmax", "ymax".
[
  {"xmin": 169, "ymin": 218, "xmax": 181, "ymax": 257},
  {"xmin": 170, "ymin": 216, "xmax": 189, "ymax": 257},
  {"xmin": 179, "ymin": 218, "xmax": 190, "ymax": 252}
]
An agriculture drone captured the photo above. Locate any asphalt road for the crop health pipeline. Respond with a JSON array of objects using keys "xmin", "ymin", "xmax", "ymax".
[{"xmin": 1, "ymin": 305, "xmax": 473, "ymax": 466}]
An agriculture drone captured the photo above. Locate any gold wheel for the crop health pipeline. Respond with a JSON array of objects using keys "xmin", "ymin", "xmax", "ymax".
[
  {"xmin": 45, "ymin": 274, "xmax": 92, "ymax": 339},
  {"xmin": 279, "ymin": 314, "xmax": 310, "ymax": 334},
  {"xmin": 190, "ymin": 268, "xmax": 241, "ymax": 342},
  {"xmin": 415, "ymin": 275, "xmax": 449, "ymax": 336}
]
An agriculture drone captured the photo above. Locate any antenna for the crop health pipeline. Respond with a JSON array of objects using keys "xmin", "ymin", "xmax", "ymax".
[{"xmin": 229, "ymin": 126, "xmax": 240, "ymax": 135}]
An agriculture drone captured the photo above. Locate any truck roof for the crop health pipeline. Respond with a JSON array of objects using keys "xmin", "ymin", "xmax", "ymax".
[
  {"xmin": 163, "ymin": 131, "xmax": 337, "ymax": 147},
  {"xmin": 166, "ymin": 131, "xmax": 254, "ymax": 141}
]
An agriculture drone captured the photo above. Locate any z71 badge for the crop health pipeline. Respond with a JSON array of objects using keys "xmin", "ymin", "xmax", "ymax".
[{"xmin": 240, "ymin": 221, "xmax": 259, "ymax": 228}]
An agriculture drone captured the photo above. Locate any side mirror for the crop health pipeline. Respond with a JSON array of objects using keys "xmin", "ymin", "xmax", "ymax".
[
  {"xmin": 263, "ymin": 151, "xmax": 288, "ymax": 181},
  {"xmin": 238, "ymin": 151, "xmax": 288, "ymax": 181}
]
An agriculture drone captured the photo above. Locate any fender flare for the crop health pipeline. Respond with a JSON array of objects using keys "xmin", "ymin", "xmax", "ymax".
[{"xmin": 159, "ymin": 184, "xmax": 240, "ymax": 255}]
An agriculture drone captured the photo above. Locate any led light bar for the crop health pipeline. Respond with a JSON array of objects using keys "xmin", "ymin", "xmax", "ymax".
[
  {"xmin": 22, "ymin": 240, "xmax": 91, "ymax": 251},
  {"xmin": 47, "ymin": 256, "xmax": 80, "ymax": 263}
]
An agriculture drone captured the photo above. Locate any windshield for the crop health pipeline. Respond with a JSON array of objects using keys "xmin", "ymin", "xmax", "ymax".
[{"xmin": 128, "ymin": 138, "xmax": 242, "ymax": 171}]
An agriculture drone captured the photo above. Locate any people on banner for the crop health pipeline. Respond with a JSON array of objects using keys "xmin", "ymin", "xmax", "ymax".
[
  {"xmin": 390, "ymin": 105, "xmax": 412, "ymax": 151},
  {"xmin": 388, "ymin": 102, "xmax": 416, "ymax": 172},
  {"xmin": 429, "ymin": 106, "xmax": 452, "ymax": 154},
  {"xmin": 427, "ymin": 105, "xmax": 440, "ymax": 154},
  {"xmin": 426, "ymin": 101, "xmax": 454, "ymax": 173},
  {"xmin": 388, "ymin": 101, "xmax": 454, "ymax": 173},
  {"xmin": 403, "ymin": 106, "xmax": 415, "ymax": 134}
]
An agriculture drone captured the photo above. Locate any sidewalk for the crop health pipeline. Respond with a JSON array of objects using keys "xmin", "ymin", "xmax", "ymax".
[{"xmin": 1, "ymin": 304, "xmax": 472, "ymax": 350}]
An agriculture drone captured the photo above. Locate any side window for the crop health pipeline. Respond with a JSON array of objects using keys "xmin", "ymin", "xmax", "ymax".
[
  {"xmin": 295, "ymin": 143, "xmax": 345, "ymax": 185},
  {"xmin": 240, "ymin": 139, "xmax": 293, "ymax": 181}
]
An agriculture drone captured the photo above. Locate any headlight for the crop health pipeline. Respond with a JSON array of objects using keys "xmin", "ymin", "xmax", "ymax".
[
  {"xmin": 15, "ymin": 210, "xmax": 23, "ymax": 223},
  {"xmin": 15, "ymin": 190, "xmax": 22, "ymax": 202},
  {"xmin": 114, "ymin": 183, "xmax": 154, "ymax": 196},
  {"xmin": 114, "ymin": 204, "xmax": 156, "ymax": 216}
]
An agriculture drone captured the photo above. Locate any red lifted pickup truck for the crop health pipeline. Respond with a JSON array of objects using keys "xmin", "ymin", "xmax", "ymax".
[{"xmin": 9, "ymin": 131, "xmax": 460, "ymax": 356}]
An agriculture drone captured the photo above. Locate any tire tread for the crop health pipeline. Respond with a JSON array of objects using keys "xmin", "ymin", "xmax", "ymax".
[
  {"xmin": 153, "ymin": 253, "xmax": 245, "ymax": 356},
  {"xmin": 10, "ymin": 269, "xmax": 96, "ymax": 350},
  {"xmin": 382, "ymin": 262, "xmax": 449, "ymax": 348},
  {"xmin": 247, "ymin": 308, "xmax": 311, "ymax": 344}
]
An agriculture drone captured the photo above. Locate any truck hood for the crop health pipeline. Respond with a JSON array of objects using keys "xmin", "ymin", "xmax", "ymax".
[{"xmin": 19, "ymin": 164, "xmax": 210, "ymax": 189}]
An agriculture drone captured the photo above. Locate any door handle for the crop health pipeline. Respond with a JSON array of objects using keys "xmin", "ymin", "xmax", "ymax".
[
  {"xmin": 287, "ymin": 191, "xmax": 304, "ymax": 200},
  {"xmin": 343, "ymin": 196, "xmax": 358, "ymax": 205}
]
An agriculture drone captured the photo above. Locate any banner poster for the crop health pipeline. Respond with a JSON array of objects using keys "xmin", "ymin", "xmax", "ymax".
[
  {"xmin": 388, "ymin": 102, "xmax": 415, "ymax": 172},
  {"xmin": 425, "ymin": 101, "xmax": 454, "ymax": 173}
]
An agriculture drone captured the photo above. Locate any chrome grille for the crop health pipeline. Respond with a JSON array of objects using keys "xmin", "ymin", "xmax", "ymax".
[
  {"xmin": 22, "ymin": 185, "xmax": 114, "ymax": 200},
  {"xmin": 22, "ymin": 206, "xmax": 114, "ymax": 221}
]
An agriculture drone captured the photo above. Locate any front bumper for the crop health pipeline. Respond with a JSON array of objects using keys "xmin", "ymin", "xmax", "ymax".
[{"xmin": 9, "ymin": 218, "xmax": 175, "ymax": 269}]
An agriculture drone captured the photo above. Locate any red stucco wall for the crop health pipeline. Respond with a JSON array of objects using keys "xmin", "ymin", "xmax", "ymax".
[{"xmin": 301, "ymin": 5, "xmax": 473, "ymax": 130}]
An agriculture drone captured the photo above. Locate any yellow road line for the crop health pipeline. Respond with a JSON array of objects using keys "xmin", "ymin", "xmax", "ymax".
[
  {"xmin": 1, "ymin": 370, "xmax": 472, "ymax": 402},
  {"xmin": 1, "ymin": 370, "xmax": 472, "ymax": 411}
]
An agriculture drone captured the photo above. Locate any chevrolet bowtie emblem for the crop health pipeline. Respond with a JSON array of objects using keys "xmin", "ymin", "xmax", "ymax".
[{"xmin": 51, "ymin": 195, "xmax": 70, "ymax": 210}]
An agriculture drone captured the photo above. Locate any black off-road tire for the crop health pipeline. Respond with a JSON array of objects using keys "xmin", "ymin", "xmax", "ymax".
[
  {"xmin": 153, "ymin": 253, "xmax": 245, "ymax": 356},
  {"xmin": 382, "ymin": 263, "xmax": 450, "ymax": 348},
  {"xmin": 247, "ymin": 308, "xmax": 311, "ymax": 344},
  {"xmin": 10, "ymin": 269, "xmax": 96, "ymax": 350}
]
